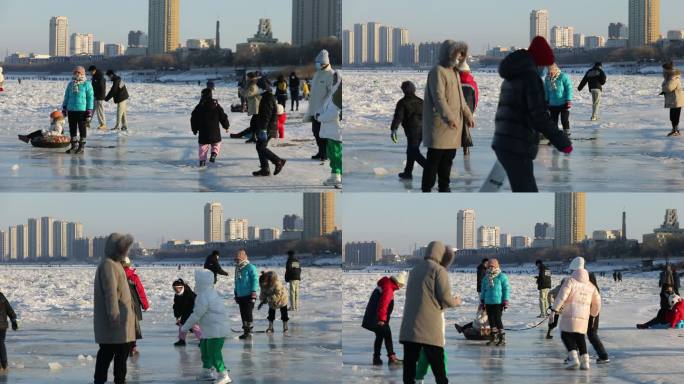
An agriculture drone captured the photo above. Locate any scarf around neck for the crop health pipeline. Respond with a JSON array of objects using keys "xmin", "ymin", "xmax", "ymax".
[
  {"xmin": 71, "ymin": 73, "xmax": 86, "ymax": 94},
  {"xmin": 487, "ymin": 267, "xmax": 501, "ymax": 288},
  {"xmin": 235, "ymin": 259, "xmax": 249, "ymax": 278}
]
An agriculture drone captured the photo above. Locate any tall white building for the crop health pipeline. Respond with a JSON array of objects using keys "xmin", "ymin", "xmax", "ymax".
[
  {"xmin": 550, "ymin": 26, "xmax": 575, "ymax": 48},
  {"xmin": 554, "ymin": 192, "xmax": 586, "ymax": 247},
  {"xmin": 499, "ymin": 233, "xmax": 512, "ymax": 248},
  {"xmin": 204, "ymin": 202, "xmax": 224, "ymax": 243},
  {"xmin": 70, "ymin": 33, "xmax": 94, "ymax": 55},
  {"xmin": 49, "ymin": 16, "xmax": 69, "ymax": 57},
  {"xmin": 148, "ymin": 0, "xmax": 180, "ymax": 55},
  {"xmin": 379, "ymin": 26, "xmax": 393, "ymax": 64},
  {"xmin": 92, "ymin": 41, "xmax": 105, "ymax": 55},
  {"xmin": 53, "ymin": 221, "xmax": 68, "ymax": 258},
  {"xmin": 0, "ymin": 231, "xmax": 8, "ymax": 261},
  {"xmin": 367, "ymin": 22, "xmax": 382, "ymax": 64},
  {"xmin": 353, "ymin": 23, "xmax": 368, "ymax": 65},
  {"xmin": 530, "ymin": 9, "xmax": 549, "ymax": 42},
  {"xmin": 291, "ymin": 0, "xmax": 342, "ymax": 46},
  {"xmin": 41, "ymin": 217, "xmax": 54, "ymax": 258},
  {"xmin": 225, "ymin": 218, "xmax": 249, "ymax": 241},
  {"xmin": 628, "ymin": 0, "xmax": 660, "ymax": 47},
  {"xmin": 457, "ymin": 209, "xmax": 476, "ymax": 250},
  {"xmin": 66, "ymin": 222, "xmax": 83, "ymax": 257},
  {"xmin": 248, "ymin": 226, "xmax": 260, "ymax": 241},
  {"xmin": 342, "ymin": 29, "xmax": 354, "ymax": 65},
  {"xmin": 392, "ymin": 28, "xmax": 409, "ymax": 64},
  {"xmin": 27, "ymin": 218, "xmax": 41, "ymax": 258},
  {"xmin": 573, "ymin": 33, "xmax": 586, "ymax": 48},
  {"xmin": 13, "ymin": 225, "xmax": 28, "ymax": 260},
  {"xmin": 477, "ymin": 226, "xmax": 501, "ymax": 249}
]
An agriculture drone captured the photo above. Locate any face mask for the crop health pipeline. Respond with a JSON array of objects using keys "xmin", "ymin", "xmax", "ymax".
[
  {"xmin": 174, "ymin": 287, "xmax": 184, "ymax": 296},
  {"xmin": 315, "ymin": 62, "xmax": 322, "ymax": 70},
  {"xmin": 536, "ymin": 67, "xmax": 548, "ymax": 77}
]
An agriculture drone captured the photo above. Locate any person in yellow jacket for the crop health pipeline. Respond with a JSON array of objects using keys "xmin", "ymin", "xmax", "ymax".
[{"xmin": 302, "ymin": 81, "xmax": 310, "ymax": 100}]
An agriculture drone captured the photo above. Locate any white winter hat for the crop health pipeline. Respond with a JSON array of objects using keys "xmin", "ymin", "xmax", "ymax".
[
  {"xmin": 123, "ymin": 256, "xmax": 132, "ymax": 267},
  {"xmin": 458, "ymin": 60, "xmax": 471, "ymax": 72},
  {"xmin": 669, "ymin": 293, "xmax": 682, "ymax": 309},
  {"xmin": 277, "ymin": 103, "xmax": 285, "ymax": 115},
  {"xmin": 391, "ymin": 271, "xmax": 408, "ymax": 287},
  {"xmin": 316, "ymin": 49, "xmax": 330, "ymax": 66},
  {"xmin": 569, "ymin": 256, "xmax": 585, "ymax": 271}
]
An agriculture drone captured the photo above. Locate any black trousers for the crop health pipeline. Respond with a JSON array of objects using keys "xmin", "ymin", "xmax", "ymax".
[
  {"xmin": 485, "ymin": 304, "xmax": 504, "ymax": 330},
  {"xmin": 372, "ymin": 323, "xmax": 394, "ymax": 357},
  {"xmin": 25, "ymin": 130, "xmax": 45, "ymax": 140},
  {"xmin": 587, "ymin": 315, "xmax": 608, "ymax": 360},
  {"xmin": 644, "ymin": 308, "xmax": 669, "ymax": 327},
  {"xmin": 236, "ymin": 296, "xmax": 254, "ymax": 323},
  {"xmin": 276, "ymin": 95, "xmax": 288, "ymax": 108},
  {"xmin": 670, "ymin": 107, "xmax": 681, "ymax": 127},
  {"xmin": 0, "ymin": 329, "xmax": 6, "ymax": 368},
  {"xmin": 68, "ymin": 111, "xmax": 87, "ymax": 139},
  {"xmin": 549, "ymin": 105, "xmax": 571, "ymax": 131},
  {"xmin": 561, "ymin": 332, "xmax": 587, "ymax": 355},
  {"xmin": 405, "ymin": 143, "xmax": 426, "ymax": 174},
  {"xmin": 548, "ymin": 313, "xmax": 560, "ymax": 331},
  {"xmin": 421, "ymin": 148, "xmax": 456, "ymax": 192},
  {"xmin": 402, "ymin": 342, "xmax": 448, "ymax": 384},
  {"xmin": 290, "ymin": 89, "xmax": 299, "ymax": 110},
  {"xmin": 267, "ymin": 306, "xmax": 289, "ymax": 322},
  {"xmin": 256, "ymin": 137, "xmax": 282, "ymax": 170},
  {"xmin": 94, "ymin": 343, "xmax": 131, "ymax": 384},
  {"xmin": 495, "ymin": 150, "xmax": 538, "ymax": 192},
  {"xmin": 312, "ymin": 120, "xmax": 327, "ymax": 159}
]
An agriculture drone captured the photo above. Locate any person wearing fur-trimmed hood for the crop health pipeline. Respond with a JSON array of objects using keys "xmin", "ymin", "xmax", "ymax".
[
  {"xmin": 258, "ymin": 271, "xmax": 289, "ymax": 333},
  {"xmin": 305, "ymin": 49, "xmax": 336, "ymax": 161},
  {"xmin": 399, "ymin": 241, "xmax": 462, "ymax": 384},
  {"xmin": 317, "ymin": 66, "xmax": 343, "ymax": 188},
  {"xmin": 391, "ymin": 80, "xmax": 426, "ymax": 181},
  {"xmin": 93, "ymin": 233, "xmax": 136, "ymax": 384},
  {"xmin": 362, "ymin": 272, "xmax": 407, "ymax": 367},
  {"xmin": 661, "ymin": 61, "xmax": 684, "ymax": 137},
  {"xmin": 479, "ymin": 258, "xmax": 510, "ymax": 346},
  {"xmin": 0, "ymin": 288, "xmax": 18, "ymax": 372}
]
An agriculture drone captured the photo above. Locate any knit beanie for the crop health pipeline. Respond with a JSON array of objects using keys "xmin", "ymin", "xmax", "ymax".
[{"xmin": 528, "ymin": 36, "xmax": 555, "ymax": 66}]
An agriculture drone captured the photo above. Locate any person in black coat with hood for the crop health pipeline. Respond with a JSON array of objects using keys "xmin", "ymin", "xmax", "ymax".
[
  {"xmin": 191, "ymin": 89, "xmax": 230, "ymax": 167},
  {"xmin": 476, "ymin": 258, "xmax": 489, "ymax": 294},
  {"xmin": 588, "ymin": 272, "xmax": 610, "ymax": 364},
  {"xmin": 172, "ymin": 279, "xmax": 199, "ymax": 346},
  {"xmin": 284, "ymin": 250, "xmax": 302, "ymax": 311},
  {"xmin": 535, "ymin": 260, "xmax": 552, "ymax": 317},
  {"xmin": 577, "ymin": 62, "xmax": 607, "ymax": 121},
  {"xmin": 391, "ymin": 81, "xmax": 426, "ymax": 180},
  {"xmin": 0, "ymin": 292, "xmax": 17, "ymax": 372},
  {"xmin": 492, "ymin": 36, "xmax": 573, "ymax": 192},
  {"xmin": 104, "ymin": 70, "xmax": 130, "ymax": 131},
  {"xmin": 88, "ymin": 65, "xmax": 107, "ymax": 130},
  {"xmin": 288, "ymin": 72, "xmax": 301, "ymax": 112},
  {"xmin": 203, "ymin": 250, "xmax": 229, "ymax": 284},
  {"xmin": 252, "ymin": 77, "xmax": 286, "ymax": 177}
]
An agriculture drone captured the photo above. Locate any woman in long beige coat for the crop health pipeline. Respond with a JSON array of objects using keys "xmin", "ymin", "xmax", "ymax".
[
  {"xmin": 662, "ymin": 61, "xmax": 684, "ymax": 137},
  {"xmin": 93, "ymin": 233, "xmax": 136, "ymax": 384}
]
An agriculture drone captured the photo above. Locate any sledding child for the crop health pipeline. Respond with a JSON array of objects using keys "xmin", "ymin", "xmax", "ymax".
[
  {"xmin": 637, "ymin": 283, "xmax": 675, "ymax": 329},
  {"xmin": 361, "ymin": 272, "xmax": 407, "ymax": 366},
  {"xmin": 391, "ymin": 81, "xmax": 426, "ymax": 181},
  {"xmin": 257, "ymin": 271, "xmax": 289, "ymax": 333},
  {"xmin": 181, "ymin": 269, "xmax": 232, "ymax": 384},
  {"xmin": 172, "ymin": 278, "xmax": 202, "ymax": 346},
  {"xmin": 668, "ymin": 293, "xmax": 684, "ymax": 328},
  {"xmin": 480, "ymin": 258, "xmax": 510, "ymax": 346},
  {"xmin": 123, "ymin": 257, "xmax": 149, "ymax": 355},
  {"xmin": 277, "ymin": 104, "xmax": 287, "ymax": 140},
  {"xmin": 0, "ymin": 290, "xmax": 17, "ymax": 373},
  {"xmin": 454, "ymin": 306, "xmax": 490, "ymax": 338},
  {"xmin": 18, "ymin": 110, "xmax": 66, "ymax": 144},
  {"xmin": 458, "ymin": 60, "xmax": 479, "ymax": 156},
  {"xmin": 191, "ymin": 88, "xmax": 230, "ymax": 167},
  {"xmin": 62, "ymin": 66, "xmax": 94, "ymax": 154}
]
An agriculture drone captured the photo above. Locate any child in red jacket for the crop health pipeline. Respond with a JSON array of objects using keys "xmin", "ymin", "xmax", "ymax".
[
  {"xmin": 458, "ymin": 60, "xmax": 479, "ymax": 156},
  {"xmin": 123, "ymin": 257, "xmax": 150, "ymax": 355},
  {"xmin": 277, "ymin": 103, "xmax": 287, "ymax": 139},
  {"xmin": 668, "ymin": 294, "xmax": 684, "ymax": 328}
]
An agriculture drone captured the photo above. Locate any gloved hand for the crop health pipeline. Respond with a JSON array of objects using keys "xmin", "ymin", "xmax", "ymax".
[
  {"xmin": 561, "ymin": 145, "xmax": 573, "ymax": 154},
  {"xmin": 250, "ymin": 292, "xmax": 257, "ymax": 303},
  {"xmin": 257, "ymin": 303, "xmax": 263, "ymax": 311},
  {"xmin": 234, "ymin": 296, "xmax": 239, "ymax": 304},
  {"xmin": 391, "ymin": 130, "xmax": 398, "ymax": 143},
  {"xmin": 11, "ymin": 320, "xmax": 18, "ymax": 331},
  {"xmin": 85, "ymin": 109, "xmax": 93, "ymax": 119},
  {"xmin": 193, "ymin": 130, "xmax": 198, "ymax": 136},
  {"xmin": 62, "ymin": 107, "xmax": 67, "ymax": 117},
  {"xmin": 503, "ymin": 300, "xmax": 509, "ymax": 311},
  {"xmin": 565, "ymin": 102, "xmax": 572, "ymax": 110}
]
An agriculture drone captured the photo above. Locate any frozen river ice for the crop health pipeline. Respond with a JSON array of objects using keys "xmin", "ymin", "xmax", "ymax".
[
  {"xmin": 0, "ymin": 80, "xmax": 332, "ymax": 192},
  {"xmin": 343, "ymin": 70, "xmax": 684, "ymax": 192},
  {"xmin": 342, "ymin": 269, "xmax": 684, "ymax": 384},
  {"xmin": 0, "ymin": 265, "xmax": 341, "ymax": 383}
]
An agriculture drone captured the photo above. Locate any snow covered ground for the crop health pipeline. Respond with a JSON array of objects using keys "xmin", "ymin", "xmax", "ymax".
[
  {"xmin": 0, "ymin": 80, "xmax": 332, "ymax": 192},
  {"xmin": 344, "ymin": 70, "xmax": 684, "ymax": 192},
  {"xmin": 0, "ymin": 265, "xmax": 341, "ymax": 383},
  {"xmin": 343, "ymin": 269, "xmax": 684, "ymax": 384}
]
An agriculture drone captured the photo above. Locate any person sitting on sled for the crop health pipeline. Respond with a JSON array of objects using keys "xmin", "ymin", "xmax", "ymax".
[
  {"xmin": 18, "ymin": 110, "xmax": 66, "ymax": 144},
  {"xmin": 454, "ymin": 306, "xmax": 491, "ymax": 338}
]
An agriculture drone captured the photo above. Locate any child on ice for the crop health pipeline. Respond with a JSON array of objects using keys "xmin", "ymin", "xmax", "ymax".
[
  {"xmin": 191, "ymin": 88, "xmax": 230, "ymax": 167},
  {"xmin": 123, "ymin": 257, "xmax": 149, "ymax": 355},
  {"xmin": 62, "ymin": 66, "xmax": 94, "ymax": 154},
  {"xmin": 277, "ymin": 104, "xmax": 287, "ymax": 140},
  {"xmin": 181, "ymin": 269, "xmax": 232, "ymax": 384},
  {"xmin": 0, "ymin": 290, "xmax": 18, "ymax": 373},
  {"xmin": 18, "ymin": 110, "xmax": 66, "ymax": 144},
  {"xmin": 257, "ymin": 271, "xmax": 289, "ymax": 333},
  {"xmin": 173, "ymin": 278, "xmax": 202, "ymax": 346}
]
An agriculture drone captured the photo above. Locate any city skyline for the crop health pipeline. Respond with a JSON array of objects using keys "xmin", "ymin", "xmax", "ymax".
[
  {"xmin": 0, "ymin": 0, "xmax": 291, "ymax": 60},
  {"xmin": 342, "ymin": 194, "xmax": 684, "ymax": 254},
  {"xmin": 343, "ymin": 0, "xmax": 684, "ymax": 54},
  {"xmin": 0, "ymin": 193, "xmax": 336, "ymax": 248}
]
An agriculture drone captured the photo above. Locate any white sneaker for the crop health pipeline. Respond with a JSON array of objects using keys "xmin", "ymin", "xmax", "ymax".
[
  {"xmin": 565, "ymin": 350, "xmax": 580, "ymax": 369},
  {"xmin": 579, "ymin": 354, "xmax": 590, "ymax": 370},
  {"xmin": 213, "ymin": 371, "xmax": 232, "ymax": 384},
  {"xmin": 323, "ymin": 174, "xmax": 342, "ymax": 187},
  {"xmin": 197, "ymin": 368, "xmax": 215, "ymax": 381}
]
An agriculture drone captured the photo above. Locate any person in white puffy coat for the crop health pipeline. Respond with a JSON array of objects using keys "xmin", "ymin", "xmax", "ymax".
[
  {"xmin": 318, "ymin": 70, "xmax": 342, "ymax": 187},
  {"xmin": 551, "ymin": 257, "xmax": 601, "ymax": 371},
  {"xmin": 181, "ymin": 269, "xmax": 232, "ymax": 384},
  {"xmin": 305, "ymin": 50, "xmax": 335, "ymax": 161}
]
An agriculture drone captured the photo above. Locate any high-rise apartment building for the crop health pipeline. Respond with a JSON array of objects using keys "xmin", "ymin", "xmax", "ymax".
[
  {"xmin": 457, "ymin": 209, "xmax": 476, "ymax": 250},
  {"xmin": 379, "ymin": 26, "xmax": 393, "ymax": 64},
  {"xmin": 353, "ymin": 23, "xmax": 368, "ymax": 65},
  {"xmin": 66, "ymin": 222, "xmax": 83, "ymax": 257},
  {"xmin": 27, "ymin": 218, "xmax": 41, "ymax": 258},
  {"xmin": 554, "ymin": 193, "xmax": 586, "ymax": 247},
  {"xmin": 49, "ymin": 16, "xmax": 69, "ymax": 56},
  {"xmin": 367, "ymin": 22, "xmax": 382, "ymax": 64},
  {"xmin": 477, "ymin": 226, "xmax": 501, "ymax": 249},
  {"xmin": 342, "ymin": 29, "xmax": 354, "ymax": 65},
  {"xmin": 628, "ymin": 0, "xmax": 660, "ymax": 47},
  {"xmin": 70, "ymin": 33, "xmax": 94, "ymax": 55},
  {"xmin": 53, "ymin": 221, "xmax": 68, "ymax": 258},
  {"xmin": 550, "ymin": 26, "xmax": 575, "ymax": 48},
  {"xmin": 392, "ymin": 28, "xmax": 409, "ymax": 64},
  {"xmin": 292, "ymin": 0, "xmax": 342, "ymax": 46},
  {"xmin": 303, "ymin": 192, "xmax": 336, "ymax": 240},
  {"xmin": 225, "ymin": 218, "xmax": 249, "ymax": 241},
  {"xmin": 530, "ymin": 9, "xmax": 549, "ymax": 42},
  {"xmin": 148, "ymin": 0, "xmax": 180, "ymax": 55},
  {"xmin": 344, "ymin": 241, "xmax": 382, "ymax": 266},
  {"xmin": 41, "ymin": 217, "xmax": 54, "ymax": 258},
  {"xmin": 204, "ymin": 202, "xmax": 224, "ymax": 243}
]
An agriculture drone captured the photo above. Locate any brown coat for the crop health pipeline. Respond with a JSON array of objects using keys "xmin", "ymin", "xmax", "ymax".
[
  {"xmin": 663, "ymin": 69, "xmax": 684, "ymax": 109},
  {"xmin": 259, "ymin": 271, "xmax": 289, "ymax": 309},
  {"xmin": 422, "ymin": 66, "xmax": 474, "ymax": 149},
  {"xmin": 399, "ymin": 241, "xmax": 459, "ymax": 347},
  {"xmin": 93, "ymin": 234, "xmax": 136, "ymax": 345}
]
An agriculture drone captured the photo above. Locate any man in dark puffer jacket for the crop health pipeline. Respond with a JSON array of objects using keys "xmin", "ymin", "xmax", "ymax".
[
  {"xmin": 578, "ymin": 62, "xmax": 607, "ymax": 121},
  {"xmin": 391, "ymin": 81, "xmax": 426, "ymax": 180},
  {"xmin": 492, "ymin": 36, "xmax": 573, "ymax": 192},
  {"xmin": 252, "ymin": 78, "xmax": 286, "ymax": 177}
]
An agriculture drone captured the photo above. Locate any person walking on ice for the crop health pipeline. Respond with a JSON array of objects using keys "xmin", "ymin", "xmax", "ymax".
[
  {"xmin": 172, "ymin": 278, "xmax": 202, "ymax": 346},
  {"xmin": 284, "ymin": 250, "xmax": 301, "ymax": 311},
  {"xmin": 204, "ymin": 250, "xmax": 229, "ymax": 284},
  {"xmin": 480, "ymin": 258, "xmax": 510, "ymax": 346},
  {"xmin": 318, "ymin": 65, "xmax": 343, "ymax": 188},
  {"xmin": 305, "ymin": 50, "xmax": 336, "ymax": 162},
  {"xmin": 62, "ymin": 66, "xmax": 94, "ymax": 154},
  {"xmin": 251, "ymin": 77, "xmax": 286, "ymax": 177},
  {"xmin": 104, "ymin": 70, "xmax": 129, "ymax": 132},
  {"xmin": 549, "ymin": 256, "xmax": 601, "ymax": 370},
  {"xmin": 88, "ymin": 65, "xmax": 108, "ymax": 130},
  {"xmin": 191, "ymin": 88, "xmax": 230, "ymax": 167},
  {"xmin": 535, "ymin": 260, "xmax": 552, "ymax": 318},
  {"xmin": 577, "ymin": 62, "xmax": 606, "ymax": 121},
  {"xmin": 0, "ymin": 289, "xmax": 18, "ymax": 373},
  {"xmin": 257, "ymin": 271, "xmax": 289, "ymax": 333},
  {"xmin": 234, "ymin": 250, "xmax": 259, "ymax": 340},
  {"xmin": 544, "ymin": 64, "xmax": 574, "ymax": 137},
  {"xmin": 391, "ymin": 81, "xmax": 426, "ymax": 181},
  {"xmin": 181, "ymin": 269, "xmax": 232, "ymax": 384},
  {"xmin": 661, "ymin": 61, "xmax": 683, "ymax": 137}
]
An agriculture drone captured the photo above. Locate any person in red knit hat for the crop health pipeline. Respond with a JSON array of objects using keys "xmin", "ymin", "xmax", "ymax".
[{"xmin": 491, "ymin": 36, "xmax": 573, "ymax": 192}]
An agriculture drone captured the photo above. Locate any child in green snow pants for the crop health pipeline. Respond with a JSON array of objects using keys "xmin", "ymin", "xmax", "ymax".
[
  {"xmin": 326, "ymin": 140, "xmax": 342, "ymax": 174},
  {"xmin": 200, "ymin": 338, "xmax": 226, "ymax": 373},
  {"xmin": 416, "ymin": 349, "xmax": 448, "ymax": 380}
]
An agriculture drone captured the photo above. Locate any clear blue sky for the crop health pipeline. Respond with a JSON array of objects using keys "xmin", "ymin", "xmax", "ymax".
[
  {"xmin": 0, "ymin": 193, "xmax": 333, "ymax": 248},
  {"xmin": 342, "ymin": 193, "xmax": 684, "ymax": 253},
  {"xmin": 0, "ymin": 0, "xmax": 291, "ymax": 59},
  {"xmin": 343, "ymin": 0, "xmax": 684, "ymax": 54}
]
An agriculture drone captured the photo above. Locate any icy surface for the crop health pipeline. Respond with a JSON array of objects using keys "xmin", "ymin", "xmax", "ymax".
[
  {"xmin": 0, "ymin": 265, "xmax": 341, "ymax": 383},
  {"xmin": 0, "ymin": 81, "xmax": 332, "ymax": 192},
  {"xmin": 342, "ymin": 269, "xmax": 684, "ymax": 384},
  {"xmin": 343, "ymin": 70, "xmax": 684, "ymax": 192}
]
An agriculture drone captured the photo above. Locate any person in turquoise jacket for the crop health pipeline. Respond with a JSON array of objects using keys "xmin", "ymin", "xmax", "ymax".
[
  {"xmin": 479, "ymin": 258, "xmax": 510, "ymax": 346},
  {"xmin": 233, "ymin": 249, "xmax": 259, "ymax": 339},
  {"xmin": 62, "ymin": 66, "xmax": 94, "ymax": 154},
  {"xmin": 544, "ymin": 63, "xmax": 574, "ymax": 136}
]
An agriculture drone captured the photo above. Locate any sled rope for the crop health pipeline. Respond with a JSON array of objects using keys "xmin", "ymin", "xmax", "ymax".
[{"xmin": 503, "ymin": 315, "xmax": 549, "ymax": 332}]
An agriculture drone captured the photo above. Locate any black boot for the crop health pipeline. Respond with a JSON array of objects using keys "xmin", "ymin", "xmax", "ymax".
[
  {"xmin": 546, "ymin": 329, "xmax": 553, "ymax": 339},
  {"xmin": 266, "ymin": 321, "xmax": 274, "ymax": 333},
  {"xmin": 274, "ymin": 159, "xmax": 286, "ymax": 175},
  {"xmin": 18, "ymin": 135, "xmax": 30, "ymax": 143},
  {"xmin": 486, "ymin": 332, "xmax": 497, "ymax": 346},
  {"xmin": 398, "ymin": 172, "xmax": 413, "ymax": 180},
  {"xmin": 65, "ymin": 139, "xmax": 78, "ymax": 154},
  {"xmin": 239, "ymin": 322, "xmax": 252, "ymax": 339},
  {"xmin": 372, "ymin": 355, "xmax": 382, "ymax": 366},
  {"xmin": 210, "ymin": 152, "xmax": 217, "ymax": 163},
  {"xmin": 496, "ymin": 332, "xmax": 506, "ymax": 346},
  {"xmin": 74, "ymin": 139, "xmax": 85, "ymax": 154},
  {"xmin": 199, "ymin": 160, "xmax": 206, "ymax": 167},
  {"xmin": 252, "ymin": 168, "xmax": 270, "ymax": 177}
]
